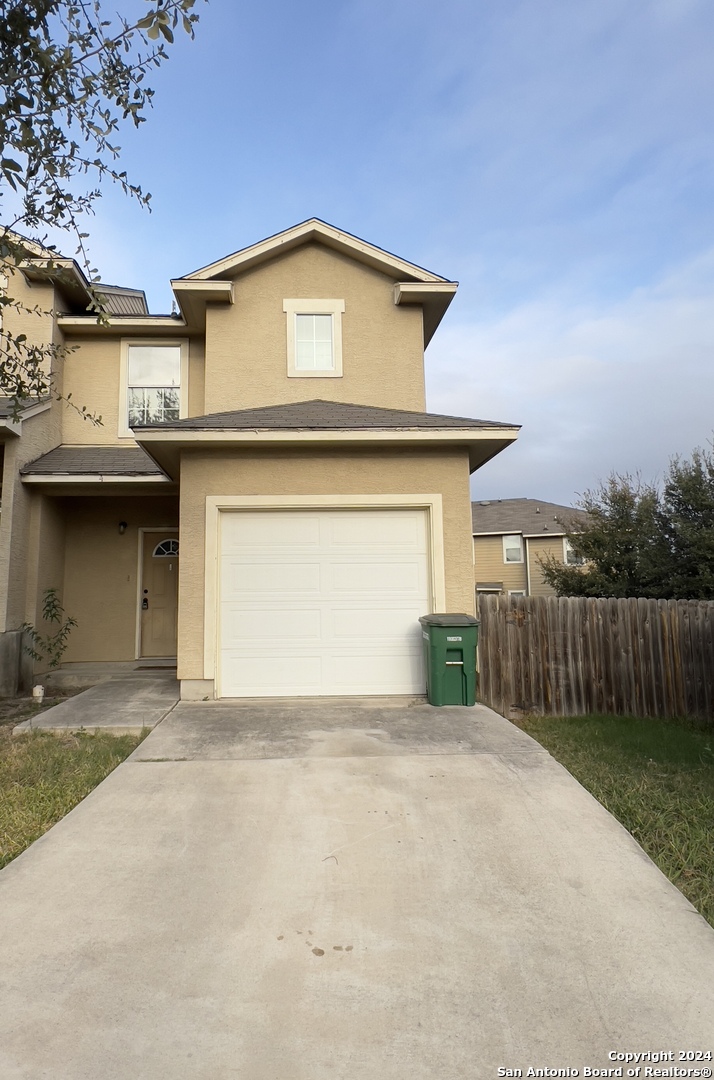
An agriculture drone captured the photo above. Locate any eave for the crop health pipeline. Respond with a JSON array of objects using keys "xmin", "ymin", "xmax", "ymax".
[
  {"xmin": 0, "ymin": 400, "xmax": 52, "ymax": 439},
  {"xmin": 181, "ymin": 219, "xmax": 450, "ymax": 284},
  {"xmin": 57, "ymin": 315, "xmax": 187, "ymax": 336},
  {"xmin": 135, "ymin": 426, "xmax": 520, "ymax": 481},
  {"xmin": 20, "ymin": 474, "xmax": 175, "ymax": 495},
  {"xmin": 20, "ymin": 257, "xmax": 92, "ymax": 310},
  {"xmin": 394, "ymin": 282, "xmax": 459, "ymax": 347},
  {"xmin": 169, "ymin": 279, "xmax": 234, "ymax": 330}
]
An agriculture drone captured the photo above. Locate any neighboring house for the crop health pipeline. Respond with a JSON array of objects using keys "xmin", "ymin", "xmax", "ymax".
[
  {"xmin": 472, "ymin": 498, "xmax": 587, "ymax": 598},
  {"xmin": 0, "ymin": 219, "xmax": 520, "ymax": 698}
]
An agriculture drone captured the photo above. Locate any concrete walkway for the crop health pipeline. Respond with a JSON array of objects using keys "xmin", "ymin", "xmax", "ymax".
[
  {"xmin": 13, "ymin": 670, "xmax": 179, "ymax": 735},
  {"xmin": 1, "ymin": 700, "xmax": 713, "ymax": 1079}
]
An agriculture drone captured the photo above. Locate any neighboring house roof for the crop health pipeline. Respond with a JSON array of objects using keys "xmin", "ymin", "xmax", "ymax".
[
  {"xmin": 472, "ymin": 497, "xmax": 588, "ymax": 536},
  {"xmin": 134, "ymin": 399, "xmax": 518, "ymax": 432},
  {"xmin": 96, "ymin": 284, "xmax": 149, "ymax": 316},
  {"xmin": 20, "ymin": 446, "xmax": 165, "ymax": 477}
]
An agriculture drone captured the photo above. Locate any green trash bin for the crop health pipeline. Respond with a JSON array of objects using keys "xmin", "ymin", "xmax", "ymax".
[{"xmin": 419, "ymin": 613, "xmax": 479, "ymax": 706}]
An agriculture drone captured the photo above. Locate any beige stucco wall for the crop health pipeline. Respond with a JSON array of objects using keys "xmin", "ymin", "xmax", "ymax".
[
  {"xmin": 0, "ymin": 269, "xmax": 66, "ymax": 633},
  {"xmin": 177, "ymin": 446, "xmax": 473, "ymax": 682},
  {"xmin": 187, "ymin": 337, "xmax": 205, "ymax": 418},
  {"xmin": 61, "ymin": 336, "xmax": 122, "ymax": 444},
  {"xmin": 204, "ymin": 243, "xmax": 426, "ymax": 414},
  {"xmin": 61, "ymin": 334, "xmax": 205, "ymax": 445},
  {"xmin": 472, "ymin": 535, "xmax": 527, "ymax": 593},
  {"xmin": 528, "ymin": 536, "xmax": 565, "ymax": 597},
  {"xmin": 61, "ymin": 496, "xmax": 179, "ymax": 662}
]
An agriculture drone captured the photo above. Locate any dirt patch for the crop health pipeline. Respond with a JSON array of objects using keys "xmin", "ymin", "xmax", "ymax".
[{"xmin": 0, "ymin": 688, "xmax": 90, "ymax": 730}]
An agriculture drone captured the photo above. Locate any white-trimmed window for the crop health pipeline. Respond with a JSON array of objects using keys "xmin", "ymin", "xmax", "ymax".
[
  {"xmin": 508, "ymin": 590, "xmax": 526, "ymax": 597},
  {"xmin": 503, "ymin": 534, "xmax": 524, "ymax": 563},
  {"xmin": 564, "ymin": 538, "xmax": 584, "ymax": 566},
  {"xmin": 119, "ymin": 340, "xmax": 188, "ymax": 438},
  {"xmin": 283, "ymin": 299, "xmax": 344, "ymax": 378}
]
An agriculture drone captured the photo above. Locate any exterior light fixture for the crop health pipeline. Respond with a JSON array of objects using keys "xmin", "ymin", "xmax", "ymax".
[{"xmin": 118, "ymin": 521, "xmax": 128, "ymax": 535}]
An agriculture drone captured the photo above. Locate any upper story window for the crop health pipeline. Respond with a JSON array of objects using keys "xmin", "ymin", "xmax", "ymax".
[
  {"xmin": 283, "ymin": 299, "xmax": 344, "ymax": 378},
  {"xmin": 503, "ymin": 534, "xmax": 524, "ymax": 563},
  {"xmin": 119, "ymin": 340, "xmax": 188, "ymax": 438},
  {"xmin": 564, "ymin": 538, "xmax": 585, "ymax": 566}
]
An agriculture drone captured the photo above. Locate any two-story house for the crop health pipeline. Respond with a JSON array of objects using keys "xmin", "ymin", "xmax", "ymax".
[
  {"xmin": 472, "ymin": 498, "xmax": 588, "ymax": 598},
  {"xmin": 1, "ymin": 219, "xmax": 519, "ymax": 699}
]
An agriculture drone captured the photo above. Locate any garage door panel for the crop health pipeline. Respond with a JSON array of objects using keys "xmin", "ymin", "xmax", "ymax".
[
  {"xmin": 328, "ymin": 559, "xmax": 427, "ymax": 595},
  {"xmin": 327, "ymin": 511, "xmax": 427, "ymax": 549},
  {"xmin": 218, "ymin": 509, "xmax": 430, "ymax": 697},
  {"xmin": 222, "ymin": 512, "xmax": 321, "ymax": 550},
  {"xmin": 220, "ymin": 558, "xmax": 322, "ymax": 597},
  {"xmin": 222, "ymin": 607, "xmax": 323, "ymax": 644},
  {"xmin": 329, "ymin": 648, "xmax": 423, "ymax": 694},
  {"xmin": 220, "ymin": 653, "xmax": 322, "ymax": 696},
  {"xmin": 330, "ymin": 606, "xmax": 425, "ymax": 639}
]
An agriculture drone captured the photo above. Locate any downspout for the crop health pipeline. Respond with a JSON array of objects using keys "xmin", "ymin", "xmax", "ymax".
[{"xmin": 524, "ymin": 536, "xmax": 531, "ymax": 596}]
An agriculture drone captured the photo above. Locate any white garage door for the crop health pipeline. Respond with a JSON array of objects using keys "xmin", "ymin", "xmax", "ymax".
[{"xmin": 218, "ymin": 508, "xmax": 430, "ymax": 697}]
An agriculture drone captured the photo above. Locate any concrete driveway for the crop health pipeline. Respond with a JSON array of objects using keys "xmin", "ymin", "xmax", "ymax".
[{"xmin": 1, "ymin": 699, "xmax": 713, "ymax": 1079}]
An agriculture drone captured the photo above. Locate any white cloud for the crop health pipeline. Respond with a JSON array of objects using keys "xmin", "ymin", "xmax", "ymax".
[{"xmin": 426, "ymin": 249, "xmax": 714, "ymax": 504}]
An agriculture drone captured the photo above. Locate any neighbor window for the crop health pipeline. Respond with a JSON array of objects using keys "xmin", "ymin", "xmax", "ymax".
[
  {"xmin": 503, "ymin": 534, "xmax": 523, "ymax": 563},
  {"xmin": 120, "ymin": 340, "xmax": 188, "ymax": 437},
  {"xmin": 284, "ymin": 299, "xmax": 344, "ymax": 378},
  {"xmin": 564, "ymin": 538, "xmax": 584, "ymax": 566}
]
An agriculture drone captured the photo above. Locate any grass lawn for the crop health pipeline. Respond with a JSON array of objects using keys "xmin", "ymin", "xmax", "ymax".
[
  {"xmin": 0, "ymin": 695, "xmax": 145, "ymax": 870},
  {"xmin": 514, "ymin": 713, "xmax": 714, "ymax": 928}
]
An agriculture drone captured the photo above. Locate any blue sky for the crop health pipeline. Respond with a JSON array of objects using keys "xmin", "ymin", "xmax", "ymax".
[{"xmin": 60, "ymin": 0, "xmax": 714, "ymax": 504}]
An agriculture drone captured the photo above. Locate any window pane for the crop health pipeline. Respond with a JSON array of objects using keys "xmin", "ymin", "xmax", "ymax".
[
  {"xmin": 159, "ymin": 388, "xmax": 180, "ymax": 421},
  {"xmin": 295, "ymin": 339, "xmax": 316, "ymax": 369},
  {"xmin": 128, "ymin": 346, "xmax": 181, "ymax": 387},
  {"xmin": 313, "ymin": 314, "xmax": 332, "ymax": 341},
  {"xmin": 128, "ymin": 387, "xmax": 180, "ymax": 426},
  {"xmin": 313, "ymin": 340, "xmax": 334, "ymax": 368},
  {"xmin": 565, "ymin": 540, "xmax": 584, "ymax": 566},
  {"xmin": 504, "ymin": 534, "xmax": 523, "ymax": 562},
  {"xmin": 294, "ymin": 313, "xmax": 333, "ymax": 370},
  {"xmin": 128, "ymin": 388, "xmax": 149, "ymax": 427},
  {"xmin": 295, "ymin": 314, "xmax": 314, "ymax": 342}
]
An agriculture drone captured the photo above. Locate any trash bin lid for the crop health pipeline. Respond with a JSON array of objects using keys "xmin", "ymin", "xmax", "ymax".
[{"xmin": 419, "ymin": 613, "xmax": 479, "ymax": 627}]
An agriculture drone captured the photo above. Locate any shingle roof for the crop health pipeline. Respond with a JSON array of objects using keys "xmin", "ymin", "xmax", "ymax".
[
  {"xmin": 21, "ymin": 446, "xmax": 164, "ymax": 476},
  {"xmin": 0, "ymin": 396, "xmax": 50, "ymax": 418},
  {"xmin": 95, "ymin": 284, "xmax": 148, "ymax": 316},
  {"xmin": 472, "ymin": 498, "xmax": 588, "ymax": 536},
  {"xmin": 133, "ymin": 399, "xmax": 518, "ymax": 432}
]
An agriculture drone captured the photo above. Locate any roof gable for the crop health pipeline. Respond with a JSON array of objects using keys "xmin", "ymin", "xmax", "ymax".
[{"xmin": 179, "ymin": 219, "xmax": 451, "ymax": 284}]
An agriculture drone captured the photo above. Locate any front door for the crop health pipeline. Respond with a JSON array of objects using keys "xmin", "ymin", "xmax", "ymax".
[{"xmin": 140, "ymin": 533, "xmax": 179, "ymax": 658}]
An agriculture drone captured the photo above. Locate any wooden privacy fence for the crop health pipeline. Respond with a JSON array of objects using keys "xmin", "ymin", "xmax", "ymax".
[{"xmin": 476, "ymin": 595, "xmax": 714, "ymax": 725}]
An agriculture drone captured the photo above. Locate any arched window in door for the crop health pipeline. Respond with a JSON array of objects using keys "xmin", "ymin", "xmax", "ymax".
[{"xmin": 152, "ymin": 538, "xmax": 179, "ymax": 558}]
